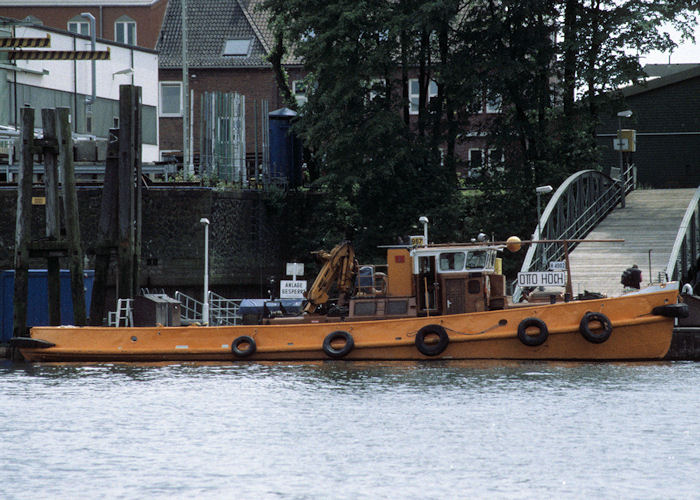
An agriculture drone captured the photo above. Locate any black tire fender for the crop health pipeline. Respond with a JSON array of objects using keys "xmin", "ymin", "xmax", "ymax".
[
  {"xmin": 579, "ymin": 312, "xmax": 613, "ymax": 344},
  {"xmin": 232, "ymin": 335, "xmax": 256, "ymax": 358},
  {"xmin": 415, "ymin": 324, "xmax": 449, "ymax": 356},
  {"xmin": 517, "ymin": 317, "xmax": 549, "ymax": 347},
  {"xmin": 652, "ymin": 303, "xmax": 689, "ymax": 318},
  {"xmin": 322, "ymin": 330, "xmax": 354, "ymax": 359}
]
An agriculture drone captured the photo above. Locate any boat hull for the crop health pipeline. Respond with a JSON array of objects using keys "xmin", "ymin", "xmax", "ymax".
[{"xmin": 18, "ymin": 284, "xmax": 679, "ymax": 362}]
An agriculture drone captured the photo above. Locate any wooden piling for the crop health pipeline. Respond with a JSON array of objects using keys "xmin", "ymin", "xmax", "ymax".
[
  {"xmin": 41, "ymin": 108, "xmax": 61, "ymax": 325},
  {"xmin": 56, "ymin": 107, "xmax": 86, "ymax": 325},
  {"xmin": 89, "ymin": 128, "xmax": 119, "ymax": 325},
  {"xmin": 12, "ymin": 106, "xmax": 34, "ymax": 339},
  {"xmin": 118, "ymin": 86, "xmax": 136, "ymax": 299}
]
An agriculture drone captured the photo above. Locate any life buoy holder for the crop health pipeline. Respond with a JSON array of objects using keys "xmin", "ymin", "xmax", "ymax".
[
  {"xmin": 517, "ymin": 317, "xmax": 549, "ymax": 346},
  {"xmin": 579, "ymin": 312, "xmax": 613, "ymax": 344},
  {"xmin": 232, "ymin": 335, "xmax": 256, "ymax": 358},
  {"xmin": 322, "ymin": 330, "xmax": 354, "ymax": 359},
  {"xmin": 415, "ymin": 324, "xmax": 449, "ymax": 356}
]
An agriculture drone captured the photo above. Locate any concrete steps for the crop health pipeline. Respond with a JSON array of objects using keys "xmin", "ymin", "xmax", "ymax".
[{"xmin": 567, "ymin": 188, "xmax": 696, "ymax": 298}]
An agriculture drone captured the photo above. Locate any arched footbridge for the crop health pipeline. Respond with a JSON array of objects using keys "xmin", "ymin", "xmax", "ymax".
[{"xmin": 516, "ymin": 168, "xmax": 700, "ymax": 300}]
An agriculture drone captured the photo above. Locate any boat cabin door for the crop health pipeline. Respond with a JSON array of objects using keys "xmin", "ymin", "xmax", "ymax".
[{"xmin": 416, "ymin": 256, "xmax": 439, "ymax": 315}]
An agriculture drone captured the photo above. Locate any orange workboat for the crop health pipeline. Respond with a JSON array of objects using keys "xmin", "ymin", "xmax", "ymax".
[{"xmin": 13, "ymin": 235, "xmax": 687, "ymax": 362}]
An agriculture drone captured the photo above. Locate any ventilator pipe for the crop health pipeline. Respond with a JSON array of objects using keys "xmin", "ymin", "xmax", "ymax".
[{"xmin": 80, "ymin": 12, "xmax": 96, "ymax": 105}]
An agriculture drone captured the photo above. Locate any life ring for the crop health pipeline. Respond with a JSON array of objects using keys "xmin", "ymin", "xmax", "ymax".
[
  {"xmin": 232, "ymin": 335, "xmax": 256, "ymax": 358},
  {"xmin": 322, "ymin": 330, "xmax": 354, "ymax": 358},
  {"xmin": 517, "ymin": 317, "xmax": 549, "ymax": 346},
  {"xmin": 415, "ymin": 324, "xmax": 449, "ymax": 356},
  {"xmin": 579, "ymin": 312, "xmax": 612, "ymax": 344}
]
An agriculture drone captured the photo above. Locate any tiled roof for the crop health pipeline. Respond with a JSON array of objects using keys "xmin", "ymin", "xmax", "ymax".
[{"xmin": 158, "ymin": 0, "xmax": 275, "ymax": 68}]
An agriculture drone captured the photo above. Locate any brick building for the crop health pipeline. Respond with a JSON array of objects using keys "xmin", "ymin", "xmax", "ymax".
[
  {"xmin": 157, "ymin": 0, "xmax": 303, "ymax": 168},
  {"xmin": 0, "ymin": 0, "xmax": 168, "ymax": 49},
  {"xmin": 596, "ymin": 64, "xmax": 700, "ymax": 188}
]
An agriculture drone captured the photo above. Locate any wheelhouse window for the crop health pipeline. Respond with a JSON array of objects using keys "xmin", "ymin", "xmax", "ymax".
[
  {"xmin": 115, "ymin": 16, "xmax": 137, "ymax": 45},
  {"xmin": 466, "ymin": 250, "xmax": 495, "ymax": 269},
  {"xmin": 159, "ymin": 82, "xmax": 182, "ymax": 117},
  {"xmin": 439, "ymin": 252, "xmax": 466, "ymax": 272}
]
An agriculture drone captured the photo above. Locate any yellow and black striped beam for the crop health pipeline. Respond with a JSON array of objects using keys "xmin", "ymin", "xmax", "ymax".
[
  {"xmin": 0, "ymin": 35, "xmax": 51, "ymax": 48},
  {"xmin": 8, "ymin": 48, "xmax": 110, "ymax": 60}
]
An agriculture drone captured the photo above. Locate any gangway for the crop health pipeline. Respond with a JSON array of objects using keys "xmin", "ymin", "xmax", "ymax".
[
  {"xmin": 516, "ymin": 166, "xmax": 698, "ymax": 299},
  {"xmin": 568, "ymin": 188, "xmax": 697, "ymax": 297}
]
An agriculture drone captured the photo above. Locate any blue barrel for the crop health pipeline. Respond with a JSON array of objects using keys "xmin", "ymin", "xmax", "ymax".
[
  {"xmin": 0, "ymin": 269, "xmax": 94, "ymax": 341},
  {"xmin": 269, "ymin": 107, "xmax": 303, "ymax": 187}
]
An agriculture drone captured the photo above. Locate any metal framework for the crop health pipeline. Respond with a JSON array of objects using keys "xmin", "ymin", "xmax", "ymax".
[
  {"xmin": 514, "ymin": 167, "xmax": 634, "ymax": 301},
  {"xmin": 199, "ymin": 91, "xmax": 246, "ymax": 184},
  {"xmin": 666, "ymin": 187, "xmax": 700, "ymax": 285}
]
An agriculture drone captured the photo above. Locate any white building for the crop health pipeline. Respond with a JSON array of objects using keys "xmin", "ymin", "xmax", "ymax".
[{"xmin": 1, "ymin": 19, "xmax": 159, "ymax": 162}]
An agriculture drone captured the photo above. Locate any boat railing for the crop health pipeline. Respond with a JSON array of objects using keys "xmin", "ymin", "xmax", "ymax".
[
  {"xmin": 208, "ymin": 291, "xmax": 243, "ymax": 325},
  {"xmin": 175, "ymin": 291, "xmax": 203, "ymax": 324},
  {"xmin": 513, "ymin": 167, "xmax": 633, "ymax": 302},
  {"xmin": 666, "ymin": 186, "xmax": 700, "ymax": 283}
]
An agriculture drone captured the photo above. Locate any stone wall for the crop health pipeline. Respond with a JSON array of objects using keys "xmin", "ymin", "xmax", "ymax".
[{"xmin": 0, "ymin": 186, "xmax": 283, "ymax": 298}]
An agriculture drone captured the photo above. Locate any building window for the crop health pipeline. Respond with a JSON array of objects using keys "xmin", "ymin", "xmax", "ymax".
[
  {"xmin": 292, "ymin": 80, "xmax": 307, "ymax": 106},
  {"xmin": 468, "ymin": 148, "xmax": 504, "ymax": 177},
  {"xmin": 485, "ymin": 94, "xmax": 502, "ymax": 113},
  {"xmin": 409, "ymin": 78, "xmax": 438, "ymax": 115},
  {"xmin": 468, "ymin": 148, "xmax": 483, "ymax": 169},
  {"xmin": 223, "ymin": 39, "xmax": 252, "ymax": 56},
  {"xmin": 115, "ymin": 17, "xmax": 137, "ymax": 45},
  {"xmin": 68, "ymin": 20, "xmax": 90, "ymax": 36},
  {"xmin": 159, "ymin": 82, "xmax": 182, "ymax": 117}
]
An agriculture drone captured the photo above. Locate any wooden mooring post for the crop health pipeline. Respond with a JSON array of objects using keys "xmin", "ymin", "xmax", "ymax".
[
  {"xmin": 12, "ymin": 106, "xmax": 86, "ymax": 355},
  {"xmin": 89, "ymin": 85, "xmax": 143, "ymax": 323}
]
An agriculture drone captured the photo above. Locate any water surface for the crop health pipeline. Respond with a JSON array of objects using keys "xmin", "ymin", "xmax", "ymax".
[{"xmin": 1, "ymin": 360, "xmax": 698, "ymax": 499}]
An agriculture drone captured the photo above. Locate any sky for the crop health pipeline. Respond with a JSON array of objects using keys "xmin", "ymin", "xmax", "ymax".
[{"xmin": 638, "ymin": 23, "xmax": 700, "ymax": 65}]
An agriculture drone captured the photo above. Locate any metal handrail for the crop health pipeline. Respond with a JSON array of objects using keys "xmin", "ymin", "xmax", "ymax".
[
  {"xmin": 208, "ymin": 291, "xmax": 243, "ymax": 326},
  {"xmin": 174, "ymin": 291, "xmax": 203, "ymax": 324},
  {"xmin": 666, "ymin": 186, "xmax": 700, "ymax": 282},
  {"xmin": 513, "ymin": 167, "xmax": 633, "ymax": 302}
]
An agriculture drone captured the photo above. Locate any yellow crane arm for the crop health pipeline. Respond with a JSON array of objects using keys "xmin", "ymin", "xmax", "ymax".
[{"xmin": 303, "ymin": 241, "xmax": 356, "ymax": 313}]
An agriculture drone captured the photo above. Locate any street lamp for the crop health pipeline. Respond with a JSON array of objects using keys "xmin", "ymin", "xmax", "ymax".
[
  {"xmin": 200, "ymin": 217, "xmax": 210, "ymax": 325},
  {"xmin": 536, "ymin": 185, "xmax": 553, "ymax": 267},
  {"xmin": 617, "ymin": 110, "xmax": 632, "ymax": 208}
]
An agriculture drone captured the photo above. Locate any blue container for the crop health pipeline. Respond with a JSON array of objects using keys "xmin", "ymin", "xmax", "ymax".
[
  {"xmin": 0, "ymin": 269, "xmax": 94, "ymax": 341},
  {"xmin": 269, "ymin": 107, "xmax": 303, "ymax": 187}
]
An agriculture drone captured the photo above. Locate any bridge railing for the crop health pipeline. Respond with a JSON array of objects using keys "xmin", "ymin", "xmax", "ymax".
[
  {"xmin": 666, "ymin": 187, "xmax": 700, "ymax": 285},
  {"xmin": 513, "ymin": 167, "xmax": 634, "ymax": 302}
]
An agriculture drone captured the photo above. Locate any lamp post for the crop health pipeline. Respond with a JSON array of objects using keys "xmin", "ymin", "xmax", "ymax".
[
  {"xmin": 617, "ymin": 110, "xmax": 632, "ymax": 208},
  {"xmin": 200, "ymin": 217, "xmax": 210, "ymax": 325},
  {"xmin": 419, "ymin": 216, "xmax": 429, "ymax": 246},
  {"xmin": 536, "ymin": 185, "xmax": 553, "ymax": 267}
]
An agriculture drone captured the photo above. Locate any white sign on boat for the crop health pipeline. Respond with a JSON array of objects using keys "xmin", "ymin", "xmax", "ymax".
[
  {"xmin": 280, "ymin": 279, "xmax": 307, "ymax": 298},
  {"xmin": 549, "ymin": 261, "xmax": 566, "ymax": 271},
  {"xmin": 517, "ymin": 271, "xmax": 566, "ymax": 287}
]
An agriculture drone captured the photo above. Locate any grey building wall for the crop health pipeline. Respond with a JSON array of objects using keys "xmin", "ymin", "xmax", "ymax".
[{"xmin": 596, "ymin": 75, "xmax": 700, "ymax": 188}]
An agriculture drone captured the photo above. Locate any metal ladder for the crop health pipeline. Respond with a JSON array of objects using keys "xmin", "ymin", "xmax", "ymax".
[{"xmin": 109, "ymin": 298, "xmax": 133, "ymax": 327}]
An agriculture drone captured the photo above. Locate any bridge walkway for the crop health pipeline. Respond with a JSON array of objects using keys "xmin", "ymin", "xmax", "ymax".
[{"xmin": 567, "ymin": 188, "xmax": 696, "ymax": 298}]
